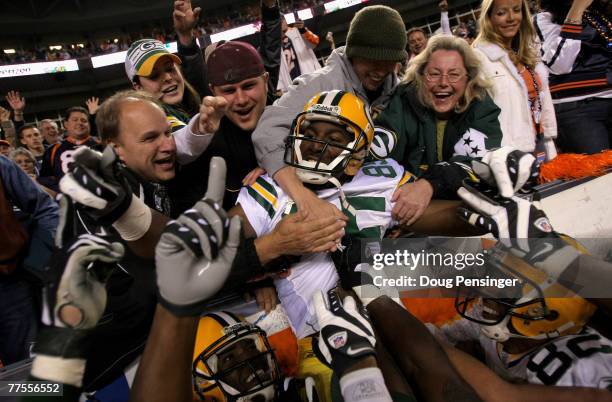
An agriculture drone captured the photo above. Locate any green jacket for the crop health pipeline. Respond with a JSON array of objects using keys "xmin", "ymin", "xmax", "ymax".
[{"xmin": 376, "ymin": 83, "xmax": 503, "ymax": 198}]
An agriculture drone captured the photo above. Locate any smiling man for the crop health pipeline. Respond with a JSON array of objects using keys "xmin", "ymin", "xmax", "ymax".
[
  {"xmin": 40, "ymin": 106, "xmax": 101, "ymax": 188},
  {"xmin": 169, "ymin": 41, "xmax": 274, "ymax": 212}
]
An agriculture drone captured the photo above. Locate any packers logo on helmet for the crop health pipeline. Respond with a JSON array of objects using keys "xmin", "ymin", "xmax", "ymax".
[
  {"xmin": 455, "ymin": 248, "xmax": 596, "ymax": 342},
  {"xmin": 284, "ymin": 90, "xmax": 375, "ymax": 185},
  {"xmin": 192, "ymin": 312, "xmax": 282, "ymax": 402}
]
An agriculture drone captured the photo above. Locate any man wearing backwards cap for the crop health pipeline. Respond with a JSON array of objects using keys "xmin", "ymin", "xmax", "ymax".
[
  {"xmin": 252, "ymin": 5, "xmax": 408, "ymax": 237},
  {"xmin": 172, "ymin": 40, "xmax": 273, "ymax": 212}
]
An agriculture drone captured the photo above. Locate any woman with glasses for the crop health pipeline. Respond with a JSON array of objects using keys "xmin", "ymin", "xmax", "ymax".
[
  {"xmin": 376, "ymin": 35, "xmax": 502, "ymax": 227},
  {"xmin": 9, "ymin": 148, "xmax": 57, "ymax": 197},
  {"xmin": 473, "ymin": 0, "xmax": 558, "ymax": 164}
]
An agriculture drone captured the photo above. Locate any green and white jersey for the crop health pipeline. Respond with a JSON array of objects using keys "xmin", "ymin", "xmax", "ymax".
[
  {"xmin": 480, "ymin": 327, "xmax": 612, "ymax": 389},
  {"xmin": 237, "ymin": 159, "xmax": 414, "ymax": 338}
]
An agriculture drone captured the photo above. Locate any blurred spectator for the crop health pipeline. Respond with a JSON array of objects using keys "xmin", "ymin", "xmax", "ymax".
[
  {"xmin": 0, "ymin": 106, "xmax": 17, "ymax": 146},
  {"xmin": 39, "ymin": 106, "xmax": 101, "ymax": 190},
  {"xmin": 453, "ymin": 22, "xmax": 476, "ymax": 44},
  {"xmin": 0, "ymin": 155, "xmax": 58, "ymax": 365},
  {"xmin": 277, "ymin": 18, "xmax": 321, "ymax": 93},
  {"xmin": 9, "ymin": 148, "xmax": 57, "ymax": 197},
  {"xmin": 17, "ymin": 124, "xmax": 45, "ymax": 165},
  {"xmin": 474, "ymin": 0, "xmax": 557, "ymax": 162},
  {"xmin": 0, "ymin": 140, "xmax": 13, "ymax": 157},
  {"xmin": 9, "ymin": 148, "xmax": 37, "ymax": 178},
  {"xmin": 38, "ymin": 119, "xmax": 62, "ymax": 146},
  {"xmin": 535, "ymin": 0, "xmax": 612, "ymax": 154}
]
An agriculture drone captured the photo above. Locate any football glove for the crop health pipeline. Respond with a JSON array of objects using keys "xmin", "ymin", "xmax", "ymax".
[
  {"xmin": 155, "ymin": 157, "xmax": 241, "ymax": 316},
  {"xmin": 313, "ymin": 289, "xmax": 376, "ymax": 376},
  {"xmin": 457, "ymin": 181, "xmax": 580, "ymax": 278},
  {"xmin": 473, "ymin": 147, "xmax": 539, "ymax": 197}
]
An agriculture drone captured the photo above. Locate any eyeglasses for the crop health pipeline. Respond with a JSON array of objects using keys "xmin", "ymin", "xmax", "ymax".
[{"xmin": 424, "ymin": 71, "xmax": 467, "ymax": 83}]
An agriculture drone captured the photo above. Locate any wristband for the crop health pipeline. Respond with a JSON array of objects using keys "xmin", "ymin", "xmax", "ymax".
[
  {"xmin": 340, "ymin": 367, "xmax": 392, "ymax": 402},
  {"xmin": 112, "ymin": 194, "xmax": 152, "ymax": 241}
]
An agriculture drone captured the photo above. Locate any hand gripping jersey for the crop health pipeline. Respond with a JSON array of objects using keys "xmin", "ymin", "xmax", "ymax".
[
  {"xmin": 479, "ymin": 326, "xmax": 612, "ymax": 388},
  {"xmin": 237, "ymin": 158, "xmax": 413, "ymax": 339}
]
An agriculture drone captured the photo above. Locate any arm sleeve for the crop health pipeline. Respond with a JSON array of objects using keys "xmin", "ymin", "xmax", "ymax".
[
  {"xmin": 260, "ymin": 1, "xmax": 282, "ymax": 104},
  {"xmin": 0, "ymin": 156, "xmax": 59, "ymax": 236},
  {"xmin": 440, "ymin": 11, "xmax": 452, "ymax": 35},
  {"xmin": 252, "ymin": 73, "xmax": 332, "ymax": 176},
  {"xmin": 236, "ymin": 189, "xmax": 271, "ymax": 237},
  {"xmin": 301, "ymin": 27, "xmax": 320, "ymax": 48},
  {"xmin": 178, "ymin": 38, "xmax": 211, "ymax": 98},
  {"xmin": 173, "ymin": 113, "xmax": 214, "ymax": 165},
  {"xmin": 536, "ymin": 12, "xmax": 582, "ymax": 75}
]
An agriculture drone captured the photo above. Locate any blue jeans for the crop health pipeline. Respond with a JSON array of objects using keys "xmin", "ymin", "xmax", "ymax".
[
  {"xmin": 0, "ymin": 279, "xmax": 37, "ymax": 365},
  {"xmin": 555, "ymin": 97, "xmax": 612, "ymax": 154}
]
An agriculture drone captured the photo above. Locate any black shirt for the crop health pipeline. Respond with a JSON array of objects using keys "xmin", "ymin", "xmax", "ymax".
[{"xmin": 169, "ymin": 116, "xmax": 259, "ymax": 213}]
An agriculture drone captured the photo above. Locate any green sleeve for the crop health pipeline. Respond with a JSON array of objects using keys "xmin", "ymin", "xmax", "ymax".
[{"xmin": 375, "ymin": 88, "xmax": 408, "ymax": 162}]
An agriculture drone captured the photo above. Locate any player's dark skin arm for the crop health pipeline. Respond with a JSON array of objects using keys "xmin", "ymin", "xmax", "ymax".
[
  {"xmin": 124, "ymin": 209, "xmax": 170, "ymax": 259},
  {"xmin": 367, "ymin": 295, "xmax": 483, "ymax": 402},
  {"xmin": 408, "ymin": 200, "xmax": 484, "ymax": 236},
  {"xmin": 130, "ymin": 304, "xmax": 199, "ymax": 402},
  {"xmin": 443, "ymin": 344, "xmax": 612, "ymax": 402}
]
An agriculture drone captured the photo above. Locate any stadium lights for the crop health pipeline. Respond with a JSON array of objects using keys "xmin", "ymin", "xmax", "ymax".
[
  {"xmin": 3, "ymin": 49, "xmax": 16, "ymax": 54},
  {"xmin": 49, "ymin": 45, "xmax": 63, "ymax": 50},
  {"xmin": 113, "ymin": 38, "xmax": 119, "ymax": 43}
]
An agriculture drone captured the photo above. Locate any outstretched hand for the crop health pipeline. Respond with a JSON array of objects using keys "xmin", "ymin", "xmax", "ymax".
[{"xmin": 155, "ymin": 157, "xmax": 242, "ymax": 316}]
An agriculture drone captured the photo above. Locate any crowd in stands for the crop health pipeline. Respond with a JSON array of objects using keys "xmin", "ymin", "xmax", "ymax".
[
  {"xmin": 1, "ymin": 0, "xmax": 325, "ymax": 65},
  {"xmin": 0, "ymin": 0, "xmax": 611, "ymax": 401}
]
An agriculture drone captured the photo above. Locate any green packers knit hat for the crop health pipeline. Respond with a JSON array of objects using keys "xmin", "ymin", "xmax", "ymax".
[
  {"xmin": 345, "ymin": 5, "xmax": 407, "ymax": 62},
  {"xmin": 125, "ymin": 39, "xmax": 182, "ymax": 82}
]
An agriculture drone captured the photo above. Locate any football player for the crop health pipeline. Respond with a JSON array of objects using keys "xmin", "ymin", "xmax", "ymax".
[
  {"xmin": 453, "ymin": 176, "xmax": 612, "ymax": 390},
  {"xmin": 230, "ymin": 90, "xmax": 417, "ymax": 338}
]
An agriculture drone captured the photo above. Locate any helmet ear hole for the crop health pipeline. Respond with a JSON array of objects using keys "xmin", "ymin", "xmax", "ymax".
[{"xmin": 546, "ymin": 310, "xmax": 559, "ymax": 321}]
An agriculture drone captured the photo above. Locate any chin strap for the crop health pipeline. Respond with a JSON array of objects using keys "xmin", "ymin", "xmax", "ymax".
[{"xmin": 328, "ymin": 177, "xmax": 357, "ymax": 216}]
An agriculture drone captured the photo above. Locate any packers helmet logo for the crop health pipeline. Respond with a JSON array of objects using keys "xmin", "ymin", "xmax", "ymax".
[{"xmin": 370, "ymin": 127, "xmax": 397, "ymax": 159}]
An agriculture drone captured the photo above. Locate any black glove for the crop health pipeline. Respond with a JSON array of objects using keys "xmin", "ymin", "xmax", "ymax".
[
  {"xmin": 457, "ymin": 180, "xmax": 580, "ymax": 278},
  {"xmin": 473, "ymin": 147, "xmax": 540, "ymax": 197}
]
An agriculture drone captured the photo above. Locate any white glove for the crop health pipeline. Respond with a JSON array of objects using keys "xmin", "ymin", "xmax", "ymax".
[{"xmin": 155, "ymin": 157, "xmax": 241, "ymax": 316}]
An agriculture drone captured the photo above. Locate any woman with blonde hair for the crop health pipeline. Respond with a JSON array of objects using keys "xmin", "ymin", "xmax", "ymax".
[
  {"xmin": 473, "ymin": 0, "xmax": 558, "ymax": 162},
  {"xmin": 376, "ymin": 35, "xmax": 503, "ymax": 227}
]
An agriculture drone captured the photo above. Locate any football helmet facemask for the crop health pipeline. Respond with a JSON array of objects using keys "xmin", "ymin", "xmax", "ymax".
[
  {"xmin": 284, "ymin": 90, "xmax": 375, "ymax": 186},
  {"xmin": 455, "ymin": 248, "xmax": 596, "ymax": 342},
  {"xmin": 193, "ymin": 312, "xmax": 282, "ymax": 402}
]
